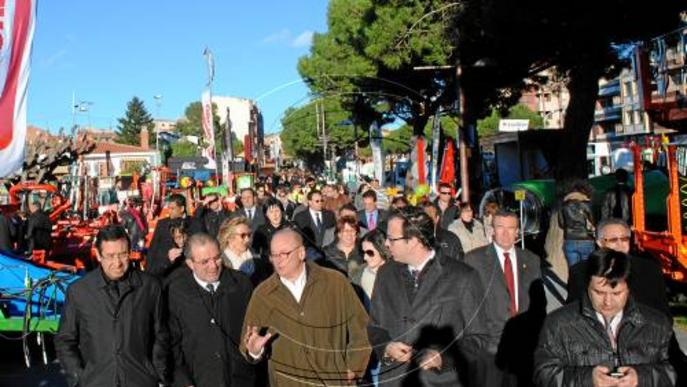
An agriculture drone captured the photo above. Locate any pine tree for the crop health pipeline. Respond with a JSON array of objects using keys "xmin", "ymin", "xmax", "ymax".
[{"xmin": 116, "ymin": 97, "xmax": 154, "ymax": 145}]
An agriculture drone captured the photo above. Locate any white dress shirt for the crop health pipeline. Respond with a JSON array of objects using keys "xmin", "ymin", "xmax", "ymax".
[
  {"xmin": 193, "ymin": 273, "xmax": 220, "ymax": 293},
  {"xmin": 309, "ymin": 209, "xmax": 323, "ymax": 226},
  {"xmin": 279, "ymin": 265, "xmax": 308, "ymax": 303},
  {"xmin": 494, "ymin": 243, "xmax": 519, "ymax": 311},
  {"xmin": 596, "ymin": 311, "xmax": 623, "ymax": 343}
]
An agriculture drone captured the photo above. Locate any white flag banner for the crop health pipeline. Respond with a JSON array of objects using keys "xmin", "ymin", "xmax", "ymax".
[
  {"xmin": 0, "ymin": 0, "xmax": 37, "ymax": 178},
  {"xmin": 369, "ymin": 121, "xmax": 384, "ymax": 186},
  {"xmin": 201, "ymin": 88, "xmax": 216, "ymax": 169}
]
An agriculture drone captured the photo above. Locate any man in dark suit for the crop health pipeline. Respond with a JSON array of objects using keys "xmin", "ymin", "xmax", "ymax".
[
  {"xmin": 26, "ymin": 200, "xmax": 52, "ymax": 253},
  {"xmin": 56, "ymin": 225, "xmax": 170, "ymax": 387},
  {"xmin": 232, "ymin": 188, "xmax": 266, "ymax": 232},
  {"xmin": 464, "ymin": 210, "xmax": 543, "ymax": 386},
  {"xmin": 434, "ymin": 182, "xmax": 459, "ymax": 230},
  {"xmin": 357, "ymin": 190, "xmax": 387, "ymax": 232},
  {"xmin": 0, "ymin": 212, "xmax": 14, "ymax": 253},
  {"xmin": 168, "ymin": 232, "xmax": 255, "ymax": 387},
  {"xmin": 191, "ymin": 193, "xmax": 231, "ymax": 238},
  {"xmin": 369, "ymin": 207, "xmax": 487, "ymax": 386},
  {"xmin": 294, "ymin": 190, "xmax": 336, "ymax": 248},
  {"xmin": 147, "ymin": 193, "xmax": 189, "ymax": 279},
  {"xmin": 422, "ymin": 201, "xmax": 464, "ymax": 261}
]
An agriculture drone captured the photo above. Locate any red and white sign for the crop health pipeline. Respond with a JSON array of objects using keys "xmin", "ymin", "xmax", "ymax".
[
  {"xmin": 0, "ymin": 0, "xmax": 36, "ymax": 177},
  {"xmin": 201, "ymin": 88, "xmax": 216, "ymax": 168}
]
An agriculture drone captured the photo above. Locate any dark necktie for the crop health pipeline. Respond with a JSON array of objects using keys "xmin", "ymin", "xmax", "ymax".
[
  {"xmin": 409, "ymin": 268, "xmax": 420, "ymax": 289},
  {"xmin": 503, "ymin": 252, "xmax": 517, "ymax": 316},
  {"xmin": 206, "ymin": 283, "xmax": 216, "ymax": 295},
  {"xmin": 247, "ymin": 209, "xmax": 253, "ymax": 221},
  {"xmin": 315, "ymin": 212, "xmax": 322, "ymax": 230}
]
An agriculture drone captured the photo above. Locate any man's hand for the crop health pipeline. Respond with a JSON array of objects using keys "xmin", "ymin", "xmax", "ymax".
[
  {"xmin": 245, "ymin": 325, "xmax": 272, "ymax": 358},
  {"xmin": 168, "ymin": 248, "xmax": 182, "ymax": 262},
  {"xmin": 419, "ymin": 349, "xmax": 442, "ymax": 370},
  {"xmin": 616, "ymin": 367, "xmax": 638, "ymax": 387},
  {"xmin": 384, "ymin": 342, "xmax": 413, "ymax": 363},
  {"xmin": 592, "ymin": 366, "xmax": 622, "ymax": 387},
  {"xmin": 344, "ymin": 369, "xmax": 356, "ymax": 385}
]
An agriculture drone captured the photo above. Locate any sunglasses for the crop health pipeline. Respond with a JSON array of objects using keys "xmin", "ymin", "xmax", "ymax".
[
  {"xmin": 233, "ymin": 232, "xmax": 251, "ymax": 239},
  {"xmin": 440, "ymin": 191, "xmax": 451, "ymax": 195},
  {"xmin": 363, "ymin": 249, "xmax": 376, "ymax": 257}
]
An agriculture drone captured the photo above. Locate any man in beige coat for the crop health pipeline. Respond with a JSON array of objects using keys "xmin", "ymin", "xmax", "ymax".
[{"xmin": 240, "ymin": 228, "xmax": 371, "ymax": 386}]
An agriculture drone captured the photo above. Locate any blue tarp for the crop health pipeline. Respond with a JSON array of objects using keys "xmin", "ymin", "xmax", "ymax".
[{"xmin": 0, "ymin": 252, "xmax": 81, "ymax": 317}]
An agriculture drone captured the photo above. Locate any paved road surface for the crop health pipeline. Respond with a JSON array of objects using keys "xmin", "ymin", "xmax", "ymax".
[{"xmin": 1, "ymin": 328, "xmax": 686, "ymax": 387}]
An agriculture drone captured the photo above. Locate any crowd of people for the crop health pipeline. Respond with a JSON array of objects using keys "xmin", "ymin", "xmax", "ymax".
[{"xmin": 50, "ymin": 170, "xmax": 686, "ymax": 387}]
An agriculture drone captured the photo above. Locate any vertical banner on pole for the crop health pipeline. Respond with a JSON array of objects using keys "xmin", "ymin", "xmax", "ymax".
[
  {"xmin": 201, "ymin": 88, "xmax": 216, "ymax": 169},
  {"xmin": 0, "ymin": 0, "xmax": 37, "ymax": 177},
  {"xmin": 430, "ymin": 112, "xmax": 441, "ymax": 194},
  {"xmin": 370, "ymin": 121, "xmax": 384, "ymax": 186}
]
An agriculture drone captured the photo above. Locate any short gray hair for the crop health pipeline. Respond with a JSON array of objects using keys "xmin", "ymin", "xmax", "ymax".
[
  {"xmin": 271, "ymin": 227, "xmax": 303, "ymax": 249},
  {"xmin": 596, "ymin": 218, "xmax": 630, "ymax": 240},
  {"xmin": 184, "ymin": 232, "xmax": 220, "ymax": 261}
]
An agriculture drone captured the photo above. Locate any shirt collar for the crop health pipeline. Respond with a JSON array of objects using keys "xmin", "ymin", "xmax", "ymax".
[
  {"xmin": 494, "ymin": 243, "xmax": 516, "ymax": 258},
  {"xmin": 193, "ymin": 272, "xmax": 220, "ymax": 292},
  {"xmin": 279, "ymin": 264, "xmax": 307, "ymax": 288},
  {"xmin": 408, "ymin": 249, "xmax": 436, "ymax": 272}
]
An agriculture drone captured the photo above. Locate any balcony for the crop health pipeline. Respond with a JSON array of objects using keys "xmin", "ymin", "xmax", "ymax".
[{"xmin": 594, "ymin": 105, "xmax": 622, "ymax": 122}]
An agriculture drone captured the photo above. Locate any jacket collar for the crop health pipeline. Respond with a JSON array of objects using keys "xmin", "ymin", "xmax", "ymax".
[
  {"xmin": 580, "ymin": 290, "xmax": 643, "ymax": 326},
  {"xmin": 94, "ymin": 266, "xmax": 140, "ymax": 289},
  {"xmin": 263, "ymin": 260, "xmax": 322, "ymax": 295}
]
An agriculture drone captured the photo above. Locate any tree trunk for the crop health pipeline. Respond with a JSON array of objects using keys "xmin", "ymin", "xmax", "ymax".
[{"xmin": 556, "ymin": 64, "xmax": 603, "ymax": 179}]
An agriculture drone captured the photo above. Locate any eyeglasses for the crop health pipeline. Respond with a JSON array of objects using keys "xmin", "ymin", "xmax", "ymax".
[
  {"xmin": 232, "ymin": 232, "xmax": 252, "ymax": 239},
  {"xmin": 100, "ymin": 252, "xmax": 129, "ymax": 261},
  {"xmin": 603, "ymin": 236, "xmax": 631, "ymax": 243},
  {"xmin": 386, "ymin": 236, "xmax": 408, "ymax": 243},
  {"xmin": 269, "ymin": 245, "xmax": 302, "ymax": 261},
  {"xmin": 439, "ymin": 191, "xmax": 451, "ymax": 195},
  {"xmin": 363, "ymin": 249, "xmax": 376, "ymax": 257},
  {"xmin": 192, "ymin": 254, "xmax": 222, "ymax": 266}
]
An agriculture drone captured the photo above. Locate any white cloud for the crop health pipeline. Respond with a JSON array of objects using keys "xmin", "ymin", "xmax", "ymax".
[
  {"xmin": 261, "ymin": 29, "xmax": 291, "ymax": 44},
  {"xmin": 291, "ymin": 30, "xmax": 313, "ymax": 48}
]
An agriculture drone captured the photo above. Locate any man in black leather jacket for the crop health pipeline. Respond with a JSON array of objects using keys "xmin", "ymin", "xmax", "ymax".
[
  {"xmin": 601, "ymin": 168, "xmax": 633, "ymax": 225},
  {"xmin": 558, "ymin": 180, "xmax": 595, "ymax": 266},
  {"xmin": 534, "ymin": 249, "xmax": 675, "ymax": 386}
]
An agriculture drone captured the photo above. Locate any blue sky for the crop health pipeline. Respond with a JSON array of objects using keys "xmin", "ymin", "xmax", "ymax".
[{"xmin": 28, "ymin": 1, "xmax": 329, "ymax": 135}]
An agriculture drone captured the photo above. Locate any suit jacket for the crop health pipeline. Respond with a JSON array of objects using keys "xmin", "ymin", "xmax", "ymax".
[
  {"xmin": 368, "ymin": 252, "xmax": 488, "ymax": 387},
  {"xmin": 434, "ymin": 200, "xmax": 459, "ymax": 230},
  {"xmin": 55, "ymin": 269, "xmax": 169, "ymax": 387},
  {"xmin": 191, "ymin": 206, "xmax": 231, "ymax": 238},
  {"xmin": 27, "ymin": 210, "xmax": 52, "ymax": 252},
  {"xmin": 168, "ymin": 269, "xmax": 255, "ymax": 387},
  {"xmin": 231, "ymin": 206, "xmax": 266, "ymax": 232},
  {"xmin": 357, "ymin": 209, "xmax": 388, "ymax": 232},
  {"xmin": 294, "ymin": 209, "xmax": 336, "ymax": 248},
  {"xmin": 463, "ymin": 244, "xmax": 542, "ymax": 352},
  {"xmin": 463, "ymin": 244, "xmax": 543, "ymax": 386}
]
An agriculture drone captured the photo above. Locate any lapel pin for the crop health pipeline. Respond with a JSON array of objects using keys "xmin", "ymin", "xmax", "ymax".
[{"xmin": 522, "ymin": 264, "xmax": 527, "ymax": 270}]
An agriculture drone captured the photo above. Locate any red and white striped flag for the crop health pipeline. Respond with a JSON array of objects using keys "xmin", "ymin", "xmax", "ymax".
[{"xmin": 0, "ymin": 0, "xmax": 36, "ymax": 177}]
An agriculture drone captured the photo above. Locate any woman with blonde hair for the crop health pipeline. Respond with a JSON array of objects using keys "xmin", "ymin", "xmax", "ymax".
[{"xmin": 218, "ymin": 217, "xmax": 271, "ymax": 285}]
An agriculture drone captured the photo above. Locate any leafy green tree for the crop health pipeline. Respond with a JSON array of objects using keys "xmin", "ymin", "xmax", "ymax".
[
  {"xmin": 175, "ymin": 101, "xmax": 244, "ymax": 157},
  {"xmin": 170, "ymin": 140, "xmax": 200, "ymax": 158},
  {"xmin": 116, "ymin": 97, "xmax": 154, "ymax": 145},
  {"xmin": 477, "ymin": 104, "xmax": 544, "ymax": 137},
  {"xmin": 298, "ymin": 0, "xmax": 458, "ymax": 137},
  {"xmin": 454, "ymin": 1, "xmax": 685, "ymax": 178},
  {"xmin": 280, "ymin": 97, "xmax": 357, "ymax": 168}
]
